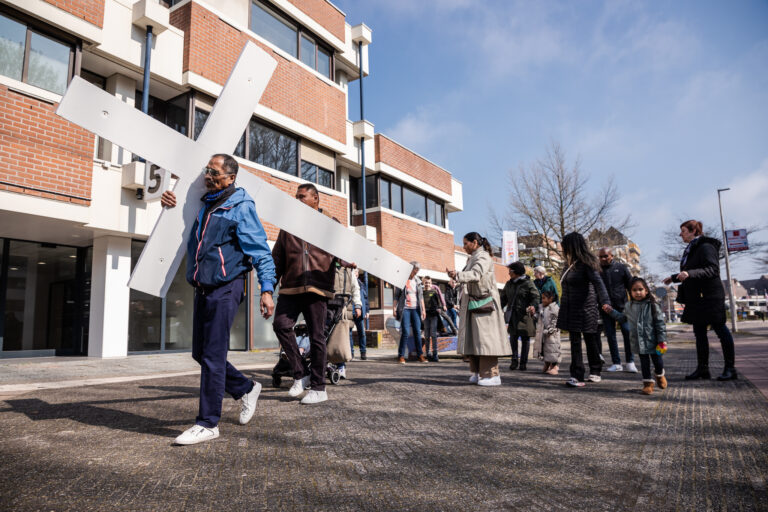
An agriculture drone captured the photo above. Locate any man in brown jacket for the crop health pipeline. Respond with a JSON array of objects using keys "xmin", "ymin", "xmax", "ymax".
[{"xmin": 272, "ymin": 183, "xmax": 350, "ymax": 404}]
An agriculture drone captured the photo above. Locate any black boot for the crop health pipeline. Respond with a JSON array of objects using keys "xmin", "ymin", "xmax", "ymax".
[
  {"xmin": 509, "ymin": 357, "xmax": 519, "ymax": 371},
  {"xmin": 519, "ymin": 363, "xmax": 527, "ymax": 371},
  {"xmin": 717, "ymin": 367, "xmax": 737, "ymax": 381},
  {"xmin": 685, "ymin": 366, "xmax": 711, "ymax": 380},
  {"xmin": 432, "ymin": 352, "xmax": 439, "ymax": 362}
]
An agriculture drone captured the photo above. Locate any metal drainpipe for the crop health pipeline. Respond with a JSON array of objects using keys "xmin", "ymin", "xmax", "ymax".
[
  {"xmin": 358, "ymin": 40, "xmax": 369, "ymax": 330},
  {"xmin": 141, "ymin": 26, "xmax": 153, "ymax": 115}
]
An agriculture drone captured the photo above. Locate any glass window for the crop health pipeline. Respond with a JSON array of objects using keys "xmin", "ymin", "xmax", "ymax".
[
  {"xmin": 427, "ymin": 198, "xmax": 435, "ymax": 224},
  {"xmin": 365, "ymin": 175, "xmax": 377, "ymax": 209},
  {"xmin": 129, "ymin": 241, "xmax": 161, "ymax": 351},
  {"xmin": 403, "ymin": 187, "xmax": 426, "ymax": 221},
  {"xmin": 165, "ymin": 94, "xmax": 188, "ymax": 136},
  {"xmin": 383, "ymin": 282, "xmax": 394, "ymax": 308},
  {"xmin": 301, "ymin": 160, "xmax": 316, "ymax": 182},
  {"xmin": 317, "ymin": 167, "xmax": 333, "ymax": 188},
  {"xmin": 3, "ymin": 241, "xmax": 78, "ymax": 352},
  {"xmin": 391, "ymin": 182, "xmax": 402, "ymax": 212},
  {"xmin": 164, "ymin": 255, "xmax": 193, "ymax": 350},
  {"xmin": 380, "ymin": 178, "xmax": 390, "ymax": 209},
  {"xmin": 300, "ymin": 34, "xmax": 315, "ymax": 69},
  {"xmin": 194, "ymin": 108, "xmax": 209, "ymax": 140},
  {"xmin": 318, "ymin": 47, "xmax": 331, "ymax": 78},
  {"xmin": 0, "ymin": 14, "xmax": 73, "ymax": 95},
  {"xmin": 250, "ymin": 1, "xmax": 297, "ymax": 56},
  {"xmin": 368, "ymin": 275, "xmax": 381, "ymax": 310},
  {"xmin": 27, "ymin": 31, "xmax": 71, "ymax": 95},
  {"xmin": 249, "ymin": 119, "xmax": 298, "ymax": 175},
  {"xmin": 0, "ymin": 15, "xmax": 26, "ymax": 81},
  {"xmin": 435, "ymin": 202, "xmax": 444, "ymax": 227},
  {"xmin": 301, "ymin": 160, "xmax": 334, "ymax": 189},
  {"xmin": 234, "ymin": 132, "xmax": 246, "ymax": 158}
]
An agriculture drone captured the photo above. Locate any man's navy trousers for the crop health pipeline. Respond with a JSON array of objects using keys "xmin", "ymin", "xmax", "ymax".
[{"xmin": 192, "ymin": 277, "xmax": 254, "ymax": 428}]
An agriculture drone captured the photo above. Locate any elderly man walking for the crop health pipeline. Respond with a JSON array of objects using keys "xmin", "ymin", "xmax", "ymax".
[
  {"xmin": 161, "ymin": 154, "xmax": 276, "ymax": 445},
  {"xmin": 597, "ymin": 248, "xmax": 637, "ymax": 373}
]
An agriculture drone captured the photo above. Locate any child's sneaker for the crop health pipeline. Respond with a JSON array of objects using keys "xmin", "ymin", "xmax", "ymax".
[
  {"xmin": 625, "ymin": 362, "xmax": 639, "ymax": 373},
  {"xmin": 546, "ymin": 364, "xmax": 559, "ymax": 375},
  {"xmin": 655, "ymin": 372, "xmax": 667, "ymax": 389},
  {"xmin": 606, "ymin": 364, "xmax": 623, "ymax": 372},
  {"xmin": 642, "ymin": 380, "xmax": 655, "ymax": 395},
  {"xmin": 587, "ymin": 374, "xmax": 602, "ymax": 383},
  {"xmin": 469, "ymin": 373, "xmax": 479, "ymax": 384},
  {"xmin": 566, "ymin": 378, "xmax": 585, "ymax": 388}
]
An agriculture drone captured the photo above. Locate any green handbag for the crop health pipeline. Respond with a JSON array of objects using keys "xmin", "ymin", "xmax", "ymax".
[{"xmin": 468, "ymin": 295, "xmax": 495, "ymax": 313}]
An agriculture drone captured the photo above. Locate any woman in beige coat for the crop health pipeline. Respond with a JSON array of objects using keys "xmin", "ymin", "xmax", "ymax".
[{"xmin": 448, "ymin": 232, "xmax": 510, "ymax": 386}]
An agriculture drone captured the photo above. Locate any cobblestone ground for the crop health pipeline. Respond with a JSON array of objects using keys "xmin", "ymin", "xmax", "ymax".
[{"xmin": 1, "ymin": 341, "xmax": 767, "ymax": 511}]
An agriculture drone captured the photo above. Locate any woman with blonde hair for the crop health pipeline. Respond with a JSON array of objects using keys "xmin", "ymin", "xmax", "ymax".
[{"xmin": 448, "ymin": 232, "xmax": 510, "ymax": 386}]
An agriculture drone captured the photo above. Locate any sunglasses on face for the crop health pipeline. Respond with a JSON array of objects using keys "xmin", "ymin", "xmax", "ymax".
[{"xmin": 203, "ymin": 166, "xmax": 229, "ymax": 177}]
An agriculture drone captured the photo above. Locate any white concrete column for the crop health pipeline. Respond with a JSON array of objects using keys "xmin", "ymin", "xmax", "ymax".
[
  {"xmin": 88, "ymin": 236, "xmax": 132, "ymax": 358},
  {"xmin": 104, "ymin": 74, "xmax": 137, "ymax": 165}
]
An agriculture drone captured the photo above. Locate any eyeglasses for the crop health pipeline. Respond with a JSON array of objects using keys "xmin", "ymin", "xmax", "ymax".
[{"xmin": 203, "ymin": 166, "xmax": 230, "ymax": 177}]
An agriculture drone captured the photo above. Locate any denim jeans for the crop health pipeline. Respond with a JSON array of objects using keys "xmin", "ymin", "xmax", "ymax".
[
  {"xmin": 600, "ymin": 310, "xmax": 634, "ymax": 364},
  {"xmin": 424, "ymin": 313, "xmax": 439, "ymax": 353},
  {"xmin": 446, "ymin": 307, "xmax": 458, "ymax": 329},
  {"xmin": 398, "ymin": 308, "xmax": 423, "ymax": 358},
  {"xmin": 693, "ymin": 322, "xmax": 735, "ymax": 368},
  {"xmin": 349, "ymin": 314, "xmax": 367, "ymax": 355}
]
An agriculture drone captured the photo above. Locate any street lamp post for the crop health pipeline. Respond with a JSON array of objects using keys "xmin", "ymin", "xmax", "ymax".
[{"xmin": 717, "ymin": 188, "xmax": 738, "ymax": 333}]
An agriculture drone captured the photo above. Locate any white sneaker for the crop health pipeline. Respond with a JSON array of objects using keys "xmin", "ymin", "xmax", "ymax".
[
  {"xmin": 239, "ymin": 381, "xmax": 261, "ymax": 425},
  {"xmin": 625, "ymin": 362, "xmax": 639, "ymax": 373},
  {"xmin": 338, "ymin": 367, "xmax": 347, "ymax": 379},
  {"xmin": 587, "ymin": 374, "xmax": 602, "ymax": 383},
  {"xmin": 174, "ymin": 425, "xmax": 219, "ymax": 445},
  {"xmin": 566, "ymin": 378, "xmax": 585, "ymax": 388},
  {"xmin": 469, "ymin": 373, "xmax": 479, "ymax": 384},
  {"xmin": 477, "ymin": 375, "xmax": 501, "ymax": 386},
  {"xmin": 288, "ymin": 376, "xmax": 310, "ymax": 397},
  {"xmin": 300, "ymin": 390, "xmax": 328, "ymax": 404},
  {"xmin": 607, "ymin": 364, "xmax": 623, "ymax": 372}
]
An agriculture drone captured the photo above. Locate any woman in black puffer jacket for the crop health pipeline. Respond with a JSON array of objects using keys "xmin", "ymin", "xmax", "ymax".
[
  {"xmin": 663, "ymin": 220, "xmax": 736, "ymax": 381},
  {"xmin": 557, "ymin": 232, "xmax": 610, "ymax": 387}
]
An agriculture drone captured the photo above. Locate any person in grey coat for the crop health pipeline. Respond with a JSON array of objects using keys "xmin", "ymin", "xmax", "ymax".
[{"xmin": 448, "ymin": 232, "xmax": 510, "ymax": 386}]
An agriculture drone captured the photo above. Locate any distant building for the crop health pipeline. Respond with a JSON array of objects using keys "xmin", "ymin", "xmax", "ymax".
[
  {"xmin": 517, "ymin": 232, "xmax": 564, "ymax": 272},
  {"xmin": 588, "ymin": 227, "xmax": 642, "ymax": 276}
]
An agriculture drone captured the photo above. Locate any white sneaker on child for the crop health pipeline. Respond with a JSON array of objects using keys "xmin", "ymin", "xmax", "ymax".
[
  {"xmin": 625, "ymin": 362, "xmax": 639, "ymax": 373},
  {"xmin": 477, "ymin": 375, "xmax": 501, "ymax": 386},
  {"xmin": 606, "ymin": 364, "xmax": 623, "ymax": 372},
  {"xmin": 469, "ymin": 373, "xmax": 479, "ymax": 384}
]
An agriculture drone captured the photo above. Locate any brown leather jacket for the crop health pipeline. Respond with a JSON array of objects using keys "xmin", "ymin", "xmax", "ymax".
[{"xmin": 272, "ymin": 209, "xmax": 338, "ymax": 298}]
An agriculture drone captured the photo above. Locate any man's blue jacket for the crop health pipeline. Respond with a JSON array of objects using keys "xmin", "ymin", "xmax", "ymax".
[{"xmin": 186, "ymin": 186, "xmax": 276, "ymax": 292}]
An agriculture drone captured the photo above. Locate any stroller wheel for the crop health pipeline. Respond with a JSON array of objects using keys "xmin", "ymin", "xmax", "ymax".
[
  {"xmin": 329, "ymin": 371, "xmax": 340, "ymax": 385},
  {"xmin": 271, "ymin": 375, "xmax": 282, "ymax": 388}
]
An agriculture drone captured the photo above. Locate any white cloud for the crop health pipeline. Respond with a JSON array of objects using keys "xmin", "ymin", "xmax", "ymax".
[{"xmin": 385, "ymin": 107, "xmax": 467, "ymax": 161}]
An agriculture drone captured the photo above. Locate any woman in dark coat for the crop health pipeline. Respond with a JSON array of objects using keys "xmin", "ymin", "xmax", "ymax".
[
  {"xmin": 663, "ymin": 220, "xmax": 736, "ymax": 380},
  {"xmin": 557, "ymin": 232, "xmax": 611, "ymax": 387}
]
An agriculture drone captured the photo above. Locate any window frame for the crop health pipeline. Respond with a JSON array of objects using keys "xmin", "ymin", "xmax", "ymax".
[
  {"xmin": 249, "ymin": 0, "xmax": 334, "ymax": 80},
  {"xmin": 0, "ymin": 7, "xmax": 80, "ymax": 95},
  {"xmin": 300, "ymin": 159, "xmax": 336, "ymax": 190},
  {"xmin": 366, "ymin": 174, "xmax": 446, "ymax": 227}
]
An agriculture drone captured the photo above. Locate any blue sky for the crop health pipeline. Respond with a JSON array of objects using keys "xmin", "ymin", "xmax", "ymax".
[{"xmin": 334, "ymin": 0, "xmax": 768, "ymax": 279}]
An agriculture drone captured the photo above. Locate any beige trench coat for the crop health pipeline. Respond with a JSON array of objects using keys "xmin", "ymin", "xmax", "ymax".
[{"xmin": 456, "ymin": 248, "xmax": 511, "ymax": 357}]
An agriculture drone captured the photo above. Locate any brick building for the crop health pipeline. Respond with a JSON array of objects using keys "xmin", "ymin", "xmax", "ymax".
[{"xmin": 0, "ymin": 0, "xmax": 462, "ymax": 357}]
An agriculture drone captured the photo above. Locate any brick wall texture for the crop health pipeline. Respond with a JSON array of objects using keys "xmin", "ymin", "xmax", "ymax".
[
  {"xmin": 355, "ymin": 210, "xmax": 455, "ymax": 273},
  {"xmin": 0, "ymin": 86, "xmax": 93, "ymax": 205},
  {"xmin": 375, "ymin": 134, "xmax": 452, "ymax": 195},
  {"xmin": 43, "ymin": 0, "xmax": 104, "ymax": 28},
  {"xmin": 238, "ymin": 162, "xmax": 347, "ymax": 241},
  {"xmin": 170, "ymin": 3, "xmax": 346, "ymax": 144},
  {"xmin": 285, "ymin": 0, "xmax": 345, "ymax": 42}
]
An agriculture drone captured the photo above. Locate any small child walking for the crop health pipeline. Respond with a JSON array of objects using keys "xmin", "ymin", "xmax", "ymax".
[
  {"xmin": 603, "ymin": 277, "xmax": 668, "ymax": 395},
  {"xmin": 534, "ymin": 291, "xmax": 561, "ymax": 375}
]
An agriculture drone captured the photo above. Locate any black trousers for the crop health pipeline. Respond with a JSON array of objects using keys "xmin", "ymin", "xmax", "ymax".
[
  {"xmin": 639, "ymin": 353, "xmax": 664, "ymax": 380},
  {"xmin": 692, "ymin": 322, "xmax": 735, "ymax": 368},
  {"xmin": 273, "ymin": 293, "xmax": 328, "ymax": 391},
  {"xmin": 509, "ymin": 331, "xmax": 531, "ymax": 366},
  {"xmin": 569, "ymin": 331, "xmax": 601, "ymax": 381}
]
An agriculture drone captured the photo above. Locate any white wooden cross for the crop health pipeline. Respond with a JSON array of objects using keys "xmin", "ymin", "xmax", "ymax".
[{"xmin": 56, "ymin": 42, "xmax": 412, "ymax": 297}]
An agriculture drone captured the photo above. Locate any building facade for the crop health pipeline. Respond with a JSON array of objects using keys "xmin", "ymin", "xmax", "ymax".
[{"xmin": 0, "ymin": 0, "xmax": 462, "ymax": 357}]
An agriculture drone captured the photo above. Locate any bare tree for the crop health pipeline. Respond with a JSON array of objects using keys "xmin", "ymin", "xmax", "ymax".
[{"xmin": 490, "ymin": 141, "xmax": 631, "ymax": 269}]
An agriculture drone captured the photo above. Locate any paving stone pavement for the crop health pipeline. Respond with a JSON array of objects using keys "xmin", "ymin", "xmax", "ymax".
[{"xmin": 1, "ymin": 340, "xmax": 767, "ymax": 511}]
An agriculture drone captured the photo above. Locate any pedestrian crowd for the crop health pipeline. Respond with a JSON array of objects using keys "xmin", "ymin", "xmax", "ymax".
[{"xmin": 159, "ymin": 162, "xmax": 737, "ymax": 446}]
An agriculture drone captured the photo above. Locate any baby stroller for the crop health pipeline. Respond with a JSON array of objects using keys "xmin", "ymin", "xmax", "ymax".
[{"xmin": 271, "ymin": 293, "xmax": 353, "ymax": 388}]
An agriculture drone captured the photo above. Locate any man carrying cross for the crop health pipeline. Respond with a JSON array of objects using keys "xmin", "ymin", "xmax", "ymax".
[{"xmin": 161, "ymin": 153, "xmax": 276, "ymax": 445}]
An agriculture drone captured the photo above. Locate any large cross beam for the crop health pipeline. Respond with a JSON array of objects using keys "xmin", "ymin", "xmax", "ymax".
[{"xmin": 56, "ymin": 42, "xmax": 412, "ymax": 297}]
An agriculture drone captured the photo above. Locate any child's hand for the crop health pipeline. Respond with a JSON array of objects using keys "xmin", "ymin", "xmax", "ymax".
[{"xmin": 602, "ymin": 304, "xmax": 613, "ymax": 313}]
